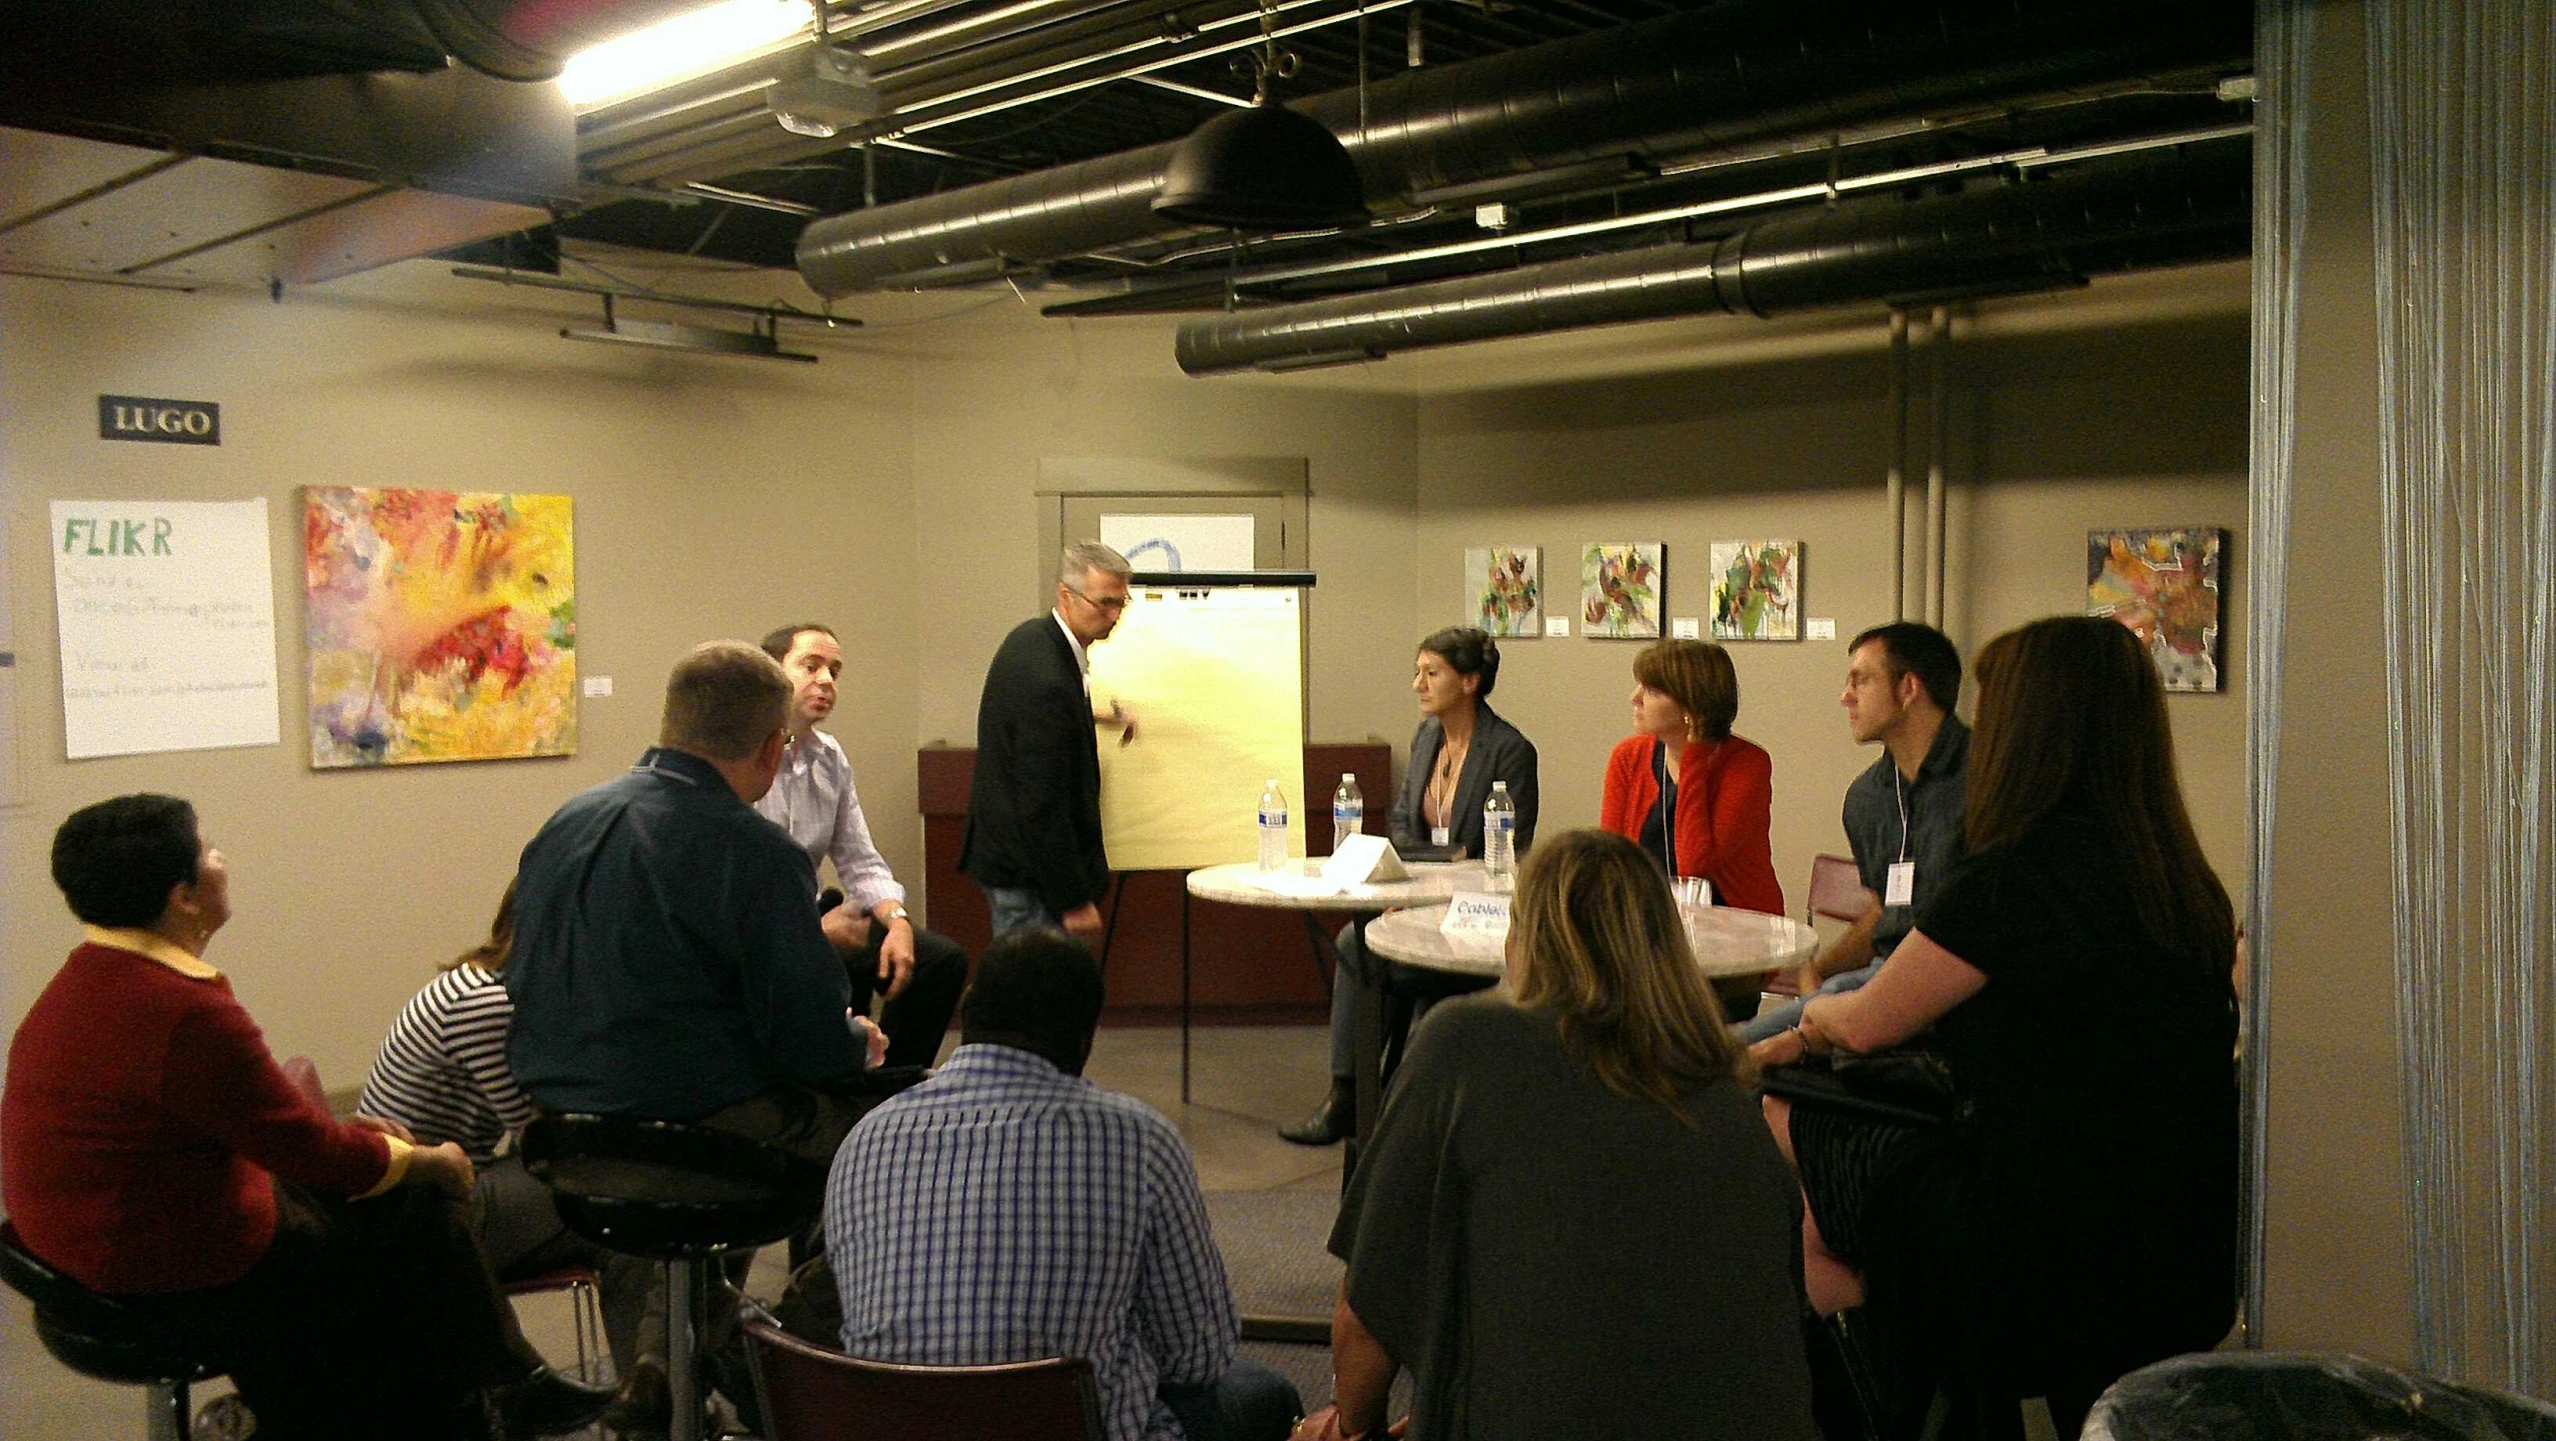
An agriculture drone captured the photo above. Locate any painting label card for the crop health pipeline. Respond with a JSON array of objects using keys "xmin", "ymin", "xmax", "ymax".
[
  {"xmin": 2087, "ymin": 526, "xmax": 2225, "ymax": 693},
  {"xmin": 304, "ymin": 488, "xmax": 577, "ymax": 767},
  {"xmin": 582, "ymin": 675, "xmax": 613, "ymax": 697},
  {"xmin": 1100, "ymin": 513, "xmax": 1255, "ymax": 572},
  {"xmin": 53, "ymin": 498, "xmax": 280, "ymax": 759},
  {"xmin": 1544, "ymin": 616, "xmax": 1570, "ymax": 637},
  {"xmin": 1671, "ymin": 616, "xmax": 1701, "ymax": 640},
  {"xmin": 1463, "ymin": 546, "xmax": 1542, "ymax": 636},
  {"xmin": 1807, "ymin": 618, "xmax": 1837, "ymax": 640},
  {"xmin": 1581, "ymin": 542, "xmax": 1664, "ymax": 639},
  {"xmin": 1709, "ymin": 539, "xmax": 1801, "ymax": 640}
]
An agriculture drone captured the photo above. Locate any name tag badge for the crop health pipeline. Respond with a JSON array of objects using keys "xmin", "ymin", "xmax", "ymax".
[
  {"xmin": 1431, "ymin": 825, "xmax": 1451, "ymax": 848},
  {"xmin": 1885, "ymin": 861, "xmax": 1916, "ymax": 907}
]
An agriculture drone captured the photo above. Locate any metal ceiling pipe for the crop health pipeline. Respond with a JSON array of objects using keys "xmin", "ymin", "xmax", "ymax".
[
  {"xmin": 577, "ymin": 0, "xmax": 1269, "ymax": 180},
  {"xmin": 1170, "ymin": 144, "xmax": 2251, "ymax": 374},
  {"xmin": 799, "ymin": 0, "xmax": 2250, "ymax": 296}
]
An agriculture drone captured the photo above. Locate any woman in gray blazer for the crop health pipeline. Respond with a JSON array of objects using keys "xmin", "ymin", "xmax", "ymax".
[{"xmin": 1281, "ymin": 627, "xmax": 1540, "ymax": 1145}]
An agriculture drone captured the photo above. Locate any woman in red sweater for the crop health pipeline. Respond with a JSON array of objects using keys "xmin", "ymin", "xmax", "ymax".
[
  {"xmin": 1, "ymin": 794, "xmax": 607, "ymax": 1440},
  {"xmin": 1598, "ymin": 640, "xmax": 1785, "ymax": 916}
]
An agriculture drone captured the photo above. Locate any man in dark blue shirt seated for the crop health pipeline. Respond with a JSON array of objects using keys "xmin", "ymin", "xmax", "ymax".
[{"xmin": 507, "ymin": 638, "xmax": 889, "ymax": 1432}]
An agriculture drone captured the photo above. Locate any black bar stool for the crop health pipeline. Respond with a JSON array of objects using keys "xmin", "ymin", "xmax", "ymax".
[
  {"xmin": 519, "ymin": 1115, "xmax": 822, "ymax": 1441},
  {"xmin": 0, "ymin": 1221, "xmax": 224, "ymax": 1441}
]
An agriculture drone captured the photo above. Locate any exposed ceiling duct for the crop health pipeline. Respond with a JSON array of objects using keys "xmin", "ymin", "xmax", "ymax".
[
  {"xmin": 1170, "ymin": 139, "xmax": 2252, "ymax": 374},
  {"xmin": 796, "ymin": 0, "xmax": 2252, "ymax": 296}
]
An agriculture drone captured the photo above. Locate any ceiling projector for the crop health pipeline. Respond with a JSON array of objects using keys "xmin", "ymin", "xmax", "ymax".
[{"xmin": 768, "ymin": 47, "xmax": 882, "ymax": 138}]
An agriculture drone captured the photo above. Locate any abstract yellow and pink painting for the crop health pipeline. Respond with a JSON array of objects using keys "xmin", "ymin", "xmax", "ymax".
[{"xmin": 304, "ymin": 487, "xmax": 576, "ymax": 767}]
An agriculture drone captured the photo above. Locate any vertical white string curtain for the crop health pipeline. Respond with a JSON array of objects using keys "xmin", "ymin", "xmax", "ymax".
[
  {"xmin": 2367, "ymin": 0, "xmax": 2556, "ymax": 1391},
  {"xmin": 2242, "ymin": 0, "xmax": 2311, "ymax": 1349}
]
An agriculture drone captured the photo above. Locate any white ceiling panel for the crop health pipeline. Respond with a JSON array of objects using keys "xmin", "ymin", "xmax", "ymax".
[
  {"xmin": 0, "ymin": 153, "xmax": 375, "ymax": 276},
  {"xmin": 0, "ymin": 128, "xmax": 172, "ymax": 229}
]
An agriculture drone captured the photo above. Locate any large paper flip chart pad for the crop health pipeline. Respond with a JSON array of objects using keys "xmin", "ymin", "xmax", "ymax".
[
  {"xmin": 52, "ymin": 498, "xmax": 281, "ymax": 759},
  {"xmin": 1091, "ymin": 586, "xmax": 1305, "ymax": 871}
]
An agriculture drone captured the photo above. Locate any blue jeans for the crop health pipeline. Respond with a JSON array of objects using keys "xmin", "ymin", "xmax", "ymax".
[
  {"xmin": 1162, "ymin": 1357, "xmax": 1302, "ymax": 1441},
  {"xmin": 981, "ymin": 884, "xmax": 1060, "ymax": 939},
  {"xmin": 1736, "ymin": 956, "xmax": 1884, "ymax": 1042}
]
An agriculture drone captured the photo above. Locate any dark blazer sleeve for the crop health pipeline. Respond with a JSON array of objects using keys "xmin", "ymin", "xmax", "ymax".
[
  {"xmin": 1388, "ymin": 719, "xmax": 1440, "ymax": 854},
  {"xmin": 1448, "ymin": 705, "xmax": 1539, "ymax": 857}
]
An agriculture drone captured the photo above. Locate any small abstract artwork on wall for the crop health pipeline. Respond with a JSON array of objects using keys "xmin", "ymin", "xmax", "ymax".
[
  {"xmin": 1465, "ymin": 546, "xmax": 1542, "ymax": 636},
  {"xmin": 2087, "ymin": 526, "xmax": 2226, "ymax": 693},
  {"xmin": 1710, "ymin": 539, "xmax": 1801, "ymax": 641},
  {"xmin": 304, "ymin": 487, "xmax": 578, "ymax": 767},
  {"xmin": 1580, "ymin": 542, "xmax": 1663, "ymax": 639}
]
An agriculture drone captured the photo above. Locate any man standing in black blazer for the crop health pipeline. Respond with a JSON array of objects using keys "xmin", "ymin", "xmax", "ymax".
[{"xmin": 962, "ymin": 541, "xmax": 1137, "ymax": 942}]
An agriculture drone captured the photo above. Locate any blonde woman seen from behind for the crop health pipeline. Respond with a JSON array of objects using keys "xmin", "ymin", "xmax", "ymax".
[{"xmin": 1298, "ymin": 829, "xmax": 1816, "ymax": 1441}]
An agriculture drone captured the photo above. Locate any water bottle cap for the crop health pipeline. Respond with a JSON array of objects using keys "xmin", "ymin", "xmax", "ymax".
[
  {"xmin": 1341, "ymin": 772, "xmax": 1354, "ymax": 781},
  {"xmin": 1492, "ymin": 780, "xmax": 1508, "ymax": 791}
]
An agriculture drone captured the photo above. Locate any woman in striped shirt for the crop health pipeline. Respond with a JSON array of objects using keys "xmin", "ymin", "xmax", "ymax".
[{"xmin": 361, "ymin": 882, "xmax": 647, "ymax": 1372}]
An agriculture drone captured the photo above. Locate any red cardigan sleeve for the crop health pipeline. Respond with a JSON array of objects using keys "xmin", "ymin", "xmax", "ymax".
[
  {"xmin": 1598, "ymin": 735, "xmax": 1653, "ymax": 840},
  {"xmin": 1675, "ymin": 740, "xmax": 1775, "ymax": 896},
  {"xmin": 160, "ymin": 989, "xmax": 394, "ymax": 1198}
]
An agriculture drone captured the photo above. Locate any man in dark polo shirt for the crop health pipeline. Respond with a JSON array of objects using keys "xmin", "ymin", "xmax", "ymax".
[
  {"xmin": 1740, "ymin": 621, "xmax": 1969, "ymax": 1042},
  {"xmin": 508, "ymin": 639, "xmax": 886, "ymax": 1432}
]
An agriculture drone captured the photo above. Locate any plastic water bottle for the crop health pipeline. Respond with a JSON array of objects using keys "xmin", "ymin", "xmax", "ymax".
[
  {"xmin": 1483, "ymin": 780, "xmax": 1517, "ymax": 887},
  {"xmin": 1332, "ymin": 773, "xmax": 1364, "ymax": 853},
  {"xmin": 1257, "ymin": 779, "xmax": 1289, "ymax": 871}
]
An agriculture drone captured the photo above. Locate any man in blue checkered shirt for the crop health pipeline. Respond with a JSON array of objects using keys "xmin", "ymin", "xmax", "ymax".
[{"xmin": 825, "ymin": 928, "xmax": 1300, "ymax": 1441}]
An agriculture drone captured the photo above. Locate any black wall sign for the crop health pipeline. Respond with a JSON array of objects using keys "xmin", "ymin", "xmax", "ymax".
[{"xmin": 99, "ymin": 395, "xmax": 220, "ymax": 446}]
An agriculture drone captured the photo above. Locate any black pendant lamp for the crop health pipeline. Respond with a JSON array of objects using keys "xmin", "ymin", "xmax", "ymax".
[{"xmin": 1152, "ymin": 1, "xmax": 1367, "ymax": 231}]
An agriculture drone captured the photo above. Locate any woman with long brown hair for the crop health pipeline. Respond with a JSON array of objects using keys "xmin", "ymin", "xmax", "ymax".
[
  {"xmin": 1756, "ymin": 616, "xmax": 2239, "ymax": 1437},
  {"xmin": 1295, "ymin": 829, "xmax": 1815, "ymax": 1441}
]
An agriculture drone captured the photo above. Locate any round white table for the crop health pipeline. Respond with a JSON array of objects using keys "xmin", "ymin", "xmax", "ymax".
[
  {"xmin": 1185, "ymin": 858, "xmax": 1489, "ymax": 912},
  {"xmin": 1363, "ymin": 902, "xmax": 1820, "ymax": 980},
  {"xmin": 1172, "ymin": 860, "xmax": 1486, "ymax": 1104}
]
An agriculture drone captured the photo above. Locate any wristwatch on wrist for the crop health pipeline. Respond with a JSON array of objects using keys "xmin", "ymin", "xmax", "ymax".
[{"xmin": 880, "ymin": 905, "xmax": 911, "ymax": 925}]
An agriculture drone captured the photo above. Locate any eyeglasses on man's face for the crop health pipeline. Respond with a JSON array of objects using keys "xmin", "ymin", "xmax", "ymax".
[{"xmin": 1066, "ymin": 587, "xmax": 1129, "ymax": 613}]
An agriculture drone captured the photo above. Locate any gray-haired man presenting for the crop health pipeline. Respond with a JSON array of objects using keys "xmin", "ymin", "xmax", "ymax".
[{"xmin": 961, "ymin": 542, "xmax": 1139, "ymax": 942}]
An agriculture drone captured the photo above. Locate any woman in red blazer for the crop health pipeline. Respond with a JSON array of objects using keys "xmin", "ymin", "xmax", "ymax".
[{"xmin": 1599, "ymin": 640, "xmax": 1786, "ymax": 916}]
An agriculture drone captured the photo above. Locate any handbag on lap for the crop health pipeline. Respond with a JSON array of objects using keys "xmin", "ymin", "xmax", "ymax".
[{"xmin": 1759, "ymin": 1048, "xmax": 1966, "ymax": 1130}]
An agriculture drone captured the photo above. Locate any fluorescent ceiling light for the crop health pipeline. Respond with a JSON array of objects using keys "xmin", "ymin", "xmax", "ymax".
[{"xmin": 559, "ymin": 0, "xmax": 811, "ymax": 110}]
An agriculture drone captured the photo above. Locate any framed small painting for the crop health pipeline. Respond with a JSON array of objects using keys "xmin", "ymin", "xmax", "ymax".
[
  {"xmin": 1580, "ymin": 542, "xmax": 1663, "ymax": 639},
  {"xmin": 2087, "ymin": 526, "xmax": 2226, "ymax": 693},
  {"xmin": 1465, "ymin": 546, "xmax": 1542, "ymax": 636},
  {"xmin": 1709, "ymin": 539, "xmax": 1801, "ymax": 641}
]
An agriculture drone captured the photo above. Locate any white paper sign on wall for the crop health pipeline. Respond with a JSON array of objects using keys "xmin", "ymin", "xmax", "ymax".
[
  {"xmin": 52, "ymin": 498, "xmax": 281, "ymax": 759},
  {"xmin": 1099, "ymin": 513, "xmax": 1256, "ymax": 572}
]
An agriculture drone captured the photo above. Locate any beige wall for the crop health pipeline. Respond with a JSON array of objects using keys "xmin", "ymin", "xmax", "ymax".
[
  {"xmin": 0, "ymin": 256, "xmax": 2258, "ymax": 1082},
  {"xmin": 1403, "ymin": 265, "xmax": 2253, "ymax": 895},
  {"xmin": 902, "ymin": 302, "xmax": 1424, "ymax": 790},
  {"xmin": 0, "ymin": 264, "xmax": 921, "ymax": 1085}
]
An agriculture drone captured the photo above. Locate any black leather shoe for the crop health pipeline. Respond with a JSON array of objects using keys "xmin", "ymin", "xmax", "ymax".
[
  {"xmin": 1278, "ymin": 1079, "xmax": 1352, "ymax": 1146},
  {"xmin": 599, "ymin": 1358, "xmax": 670, "ymax": 1439},
  {"xmin": 497, "ymin": 1365, "xmax": 614, "ymax": 1438}
]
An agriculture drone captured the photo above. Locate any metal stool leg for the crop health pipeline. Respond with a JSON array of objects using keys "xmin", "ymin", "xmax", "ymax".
[
  {"xmin": 146, "ymin": 1379, "xmax": 190, "ymax": 1441},
  {"xmin": 667, "ymin": 1258, "xmax": 703, "ymax": 1441}
]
